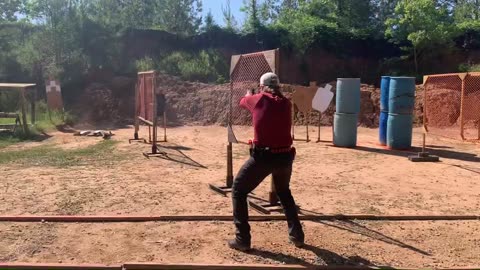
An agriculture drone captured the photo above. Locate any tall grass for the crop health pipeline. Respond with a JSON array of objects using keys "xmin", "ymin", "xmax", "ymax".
[{"xmin": 0, "ymin": 100, "xmax": 76, "ymax": 146}]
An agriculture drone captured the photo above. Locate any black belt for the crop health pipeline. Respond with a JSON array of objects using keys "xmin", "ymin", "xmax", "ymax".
[{"xmin": 252, "ymin": 145, "xmax": 293, "ymax": 154}]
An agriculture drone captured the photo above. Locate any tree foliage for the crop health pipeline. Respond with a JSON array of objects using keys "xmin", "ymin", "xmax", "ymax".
[{"xmin": 0, "ymin": 0, "xmax": 480, "ymax": 91}]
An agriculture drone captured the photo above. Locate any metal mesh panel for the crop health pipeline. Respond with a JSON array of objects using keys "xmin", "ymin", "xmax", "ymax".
[
  {"xmin": 137, "ymin": 73, "xmax": 155, "ymax": 121},
  {"xmin": 423, "ymin": 72, "xmax": 480, "ymax": 142},
  {"xmin": 424, "ymin": 74, "xmax": 462, "ymax": 140},
  {"xmin": 463, "ymin": 74, "xmax": 480, "ymax": 141},
  {"xmin": 229, "ymin": 51, "xmax": 276, "ymax": 142}
]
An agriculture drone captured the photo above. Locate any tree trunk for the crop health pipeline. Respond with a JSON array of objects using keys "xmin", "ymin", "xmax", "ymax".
[{"xmin": 413, "ymin": 46, "xmax": 419, "ymax": 74}]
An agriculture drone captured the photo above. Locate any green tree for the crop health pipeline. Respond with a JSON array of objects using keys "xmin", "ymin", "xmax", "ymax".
[
  {"xmin": 202, "ymin": 10, "xmax": 217, "ymax": 32},
  {"xmin": 222, "ymin": 0, "xmax": 238, "ymax": 31},
  {"xmin": 242, "ymin": 0, "xmax": 262, "ymax": 33},
  {"xmin": 272, "ymin": 0, "xmax": 338, "ymax": 53},
  {"xmin": 385, "ymin": 0, "xmax": 457, "ymax": 73},
  {"xmin": 0, "ymin": 0, "xmax": 24, "ymax": 22},
  {"xmin": 370, "ymin": 0, "xmax": 399, "ymax": 34},
  {"xmin": 453, "ymin": 0, "xmax": 480, "ymax": 26},
  {"xmin": 153, "ymin": 0, "xmax": 202, "ymax": 35}
]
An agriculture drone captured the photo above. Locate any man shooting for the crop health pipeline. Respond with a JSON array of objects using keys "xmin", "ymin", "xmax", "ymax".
[{"xmin": 228, "ymin": 72, "xmax": 305, "ymax": 252}]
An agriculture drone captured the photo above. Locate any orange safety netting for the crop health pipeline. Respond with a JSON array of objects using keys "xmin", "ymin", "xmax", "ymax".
[{"xmin": 424, "ymin": 72, "xmax": 480, "ymax": 142}]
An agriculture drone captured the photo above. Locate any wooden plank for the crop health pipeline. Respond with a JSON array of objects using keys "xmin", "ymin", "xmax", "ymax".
[
  {"xmin": 0, "ymin": 215, "xmax": 479, "ymax": 223},
  {"xmin": 137, "ymin": 71, "xmax": 156, "ymax": 75},
  {"xmin": 0, "ymin": 83, "xmax": 36, "ymax": 89},
  {"xmin": 0, "ymin": 112, "xmax": 19, "ymax": 118},
  {"xmin": 138, "ymin": 116, "xmax": 154, "ymax": 126},
  {"xmin": 123, "ymin": 263, "xmax": 308, "ymax": 270},
  {"xmin": 0, "ymin": 263, "xmax": 121, "ymax": 270},
  {"xmin": 19, "ymin": 88, "xmax": 29, "ymax": 135}
]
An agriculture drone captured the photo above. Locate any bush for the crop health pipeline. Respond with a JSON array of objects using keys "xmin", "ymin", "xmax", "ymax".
[
  {"xmin": 459, "ymin": 63, "xmax": 480, "ymax": 72},
  {"xmin": 135, "ymin": 56, "xmax": 157, "ymax": 72},
  {"xmin": 160, "ymin": 50, "xmax": 228, "ymax": 83}
]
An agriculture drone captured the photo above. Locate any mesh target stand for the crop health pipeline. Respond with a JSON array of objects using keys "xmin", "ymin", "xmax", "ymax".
[
  {"xmin": 423, "ymin": 72, "xmax": 480, "ymax": 142},
  {"xmin": 129, "ymin": 71, "xmax": 168, "ymax": 157},
  {"xmin": 209, "ymin": 49, "xmax": 286, "ymax": 214}
]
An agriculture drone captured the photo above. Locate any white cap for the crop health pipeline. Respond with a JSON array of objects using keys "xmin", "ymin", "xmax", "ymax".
[{"xmin": 260, "ymin": 72, "xmax": 280, "ymax": 87}]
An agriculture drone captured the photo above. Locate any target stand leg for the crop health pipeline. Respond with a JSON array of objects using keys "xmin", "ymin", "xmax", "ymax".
[
  {"xmin": 129, "ymin": 132, "xmax": 147, "ymax": 144},
  {"xmin": 248, "ymin": 180, "xmax": 283, "ymax": 215},
  {"xmin": 209, "ymin": 142, "xmax": 234, "ymax": 196},
  {"xmin": 408, "ymin": 133, "xmax": 440, "ymax": 162},
  {"xmin": 143, "ymin": 143, "xmax": 168, "ymax": 159}
]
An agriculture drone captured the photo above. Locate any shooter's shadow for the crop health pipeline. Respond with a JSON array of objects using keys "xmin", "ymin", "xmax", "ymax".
[
  {"xmin": 300, "ymin": 209, "xmax": 431, "ymax": 256},
  {"xmin": 154, "ymin": 143, "xmax": 207, "ymax": 169},
  {"xmin": 250, "ymin": 244, "xmax": 372, "ymax": 267}
]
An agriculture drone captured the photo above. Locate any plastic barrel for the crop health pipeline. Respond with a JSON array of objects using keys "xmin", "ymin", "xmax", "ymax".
[
  {"xmin": 379, "ymin": 111, "xmax": 388, "ymax": 146},
  {"xmin": 389, "ymin": 77, "xmax": 416, "ymax": 114},
  {"xmin": 380, "ymin": 76, "xmax": 391, "ymax": 111},
  {"xmin": 387, "ymin": 113, "xmax": 413, "ymax": 150},
  {"xmin": 336, "ymin": 78, "xmax": 361, "ymax": 114},
  {"xmin": 333, "ymin": 112, "xmax": 358, "ymax": 148}
]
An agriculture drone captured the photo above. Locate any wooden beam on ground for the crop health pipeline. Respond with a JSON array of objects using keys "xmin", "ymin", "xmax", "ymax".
[
  {"xmin": 124, "ymin": 263, "xmax": 308, "ymax": 270},
  {"xmin": 0, "ymin": 214, "xmax": 479, "ymax": 223},
  {"xmin": 0, "ymin": 263, "xmax": 121, "ymax": 270}
]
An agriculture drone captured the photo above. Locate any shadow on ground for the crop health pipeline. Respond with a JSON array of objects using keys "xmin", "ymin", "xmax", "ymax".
[{"xmin": 249, "ymin": 244, "xmax": 372, "ymax": 267}]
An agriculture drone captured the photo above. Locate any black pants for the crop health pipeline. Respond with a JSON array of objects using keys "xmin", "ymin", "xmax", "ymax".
[{"xmin": 231, "ymin": 150, "xmax": 304, "ymax": 246}]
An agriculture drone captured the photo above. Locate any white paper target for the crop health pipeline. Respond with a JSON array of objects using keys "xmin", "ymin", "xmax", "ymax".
[{"xmin": 312, "ymin": 84, "xmax": 334, "ymax": 113}]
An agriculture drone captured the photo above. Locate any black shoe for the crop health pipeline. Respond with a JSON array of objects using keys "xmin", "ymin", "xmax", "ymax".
[
  {"xmin": 289, "ymin": 236, "xmax": 304, "ymax": 248},
  {"xmin": 227, "ymin": 239, "xmax": 251, "ymax": 252}
]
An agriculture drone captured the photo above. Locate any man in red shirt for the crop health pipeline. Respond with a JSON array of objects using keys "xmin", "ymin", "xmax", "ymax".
[{"xmin": 228, "ymin": 72, "xmax": 304, "ymax": 252}]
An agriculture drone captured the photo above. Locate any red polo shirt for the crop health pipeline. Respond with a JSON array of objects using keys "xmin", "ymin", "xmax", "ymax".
[{"xmin": 240, "ymin": 92, "xmax": 293, "ymax": 148}]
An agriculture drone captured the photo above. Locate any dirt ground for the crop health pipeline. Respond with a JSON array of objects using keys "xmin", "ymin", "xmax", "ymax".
[{"xmin": 0, "ymin": 125, "xmax": 479, "ymax": 268}]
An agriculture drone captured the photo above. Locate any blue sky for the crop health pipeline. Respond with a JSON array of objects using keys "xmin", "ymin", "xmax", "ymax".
[{"xmin": 202, "ymin": 0, "xmax": 246, "ymax": 26}]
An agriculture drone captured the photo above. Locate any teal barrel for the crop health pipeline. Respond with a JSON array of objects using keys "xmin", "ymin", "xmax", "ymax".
[
  {"xmin": 336, "ymin": 78, "xmax": 361, "ymax": 114},
  {"xmin": 380, "ymin": 76, "xmax": 391, "ymax": 112},
  {"xmin": 333, "ymin": 112, "xmax": 358, "ymax": 148},
  {"xmin": 379, "ymin": 111, "xmax": 388, "ymax": 146},
  {"xmin": 389, "ymin": 77, "xmax": 416, "ymax": 114},
  {"xmin": 387, "ymin": 113, "xmax": 413, "ymax": 150}
]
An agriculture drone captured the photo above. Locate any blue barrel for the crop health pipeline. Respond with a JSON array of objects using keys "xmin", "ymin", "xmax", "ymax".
[
  {"xmin": 389, "ymin": 77, "xmax": 416, "ymax": 114},
  {"xmin": 380, "ymin": 76, "xmax": 391, "ymax": 111},
  {"xmin": 387, "ymin": 113, "xmax": 413, "ymax": 150},
  {"xmin": 379, "ymin": 111, "xmax": 388, "ymax": 146},
  {"xmin": 336, "ymin": 78, "xmax": 361, "ymax": 114},
  {"xmin": 333, "ymin": 113, "xmax": 358, "ymax": 148}
]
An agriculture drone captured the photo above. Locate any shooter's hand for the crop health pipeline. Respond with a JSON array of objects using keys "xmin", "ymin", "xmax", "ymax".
[{"xmin": 245, "ymin": 90, "xmax": 253, "ymax": 97}]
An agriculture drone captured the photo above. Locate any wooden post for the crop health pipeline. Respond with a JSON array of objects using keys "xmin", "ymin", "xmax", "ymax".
[
  {"xmin": 20, "ymin": 88, "xmax": 29, "ymax": 135},
  {"xmin": 291, "ymin": 101, "xmax": 295, "ymax": 140},
  {"xmin": 306, "ymin": 112, "xmax": 310, "ymax": 142},
  {"xmin": 134, "ymin": 82, "xmax": 140, "ymax": 140},
  {"xmin": 423, "ymin": 76, "xmax": 428, "ymax": 133},
  {"xmin": 163, "ymin": 111, "xmax": 167, "ymax": 142},
  {"xmin": 30, "ymin": 87, "xmax": 36, "ymax": 125},
  {"xmin": 459, "ymin": 73, "xmax": 467, "ymax": 140},
  {"xmin": 226, "ymin": 142, "xmax": 233, "ymax": 188},
  {"xmin": 151, "ymin": 73, "xmax": 158, "ymax": 154},
  {"xmin": 268, "ymin": 178, "xmax": 278, "ymax": 206},
  {"xmin": 317, "ymin": 113, "xmax": 321, "ymax": 142}
]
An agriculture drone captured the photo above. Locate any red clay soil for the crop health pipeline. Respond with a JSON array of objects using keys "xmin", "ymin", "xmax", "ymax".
[
  {"xmin": 425, "ymin": 88, "xmax": 461, "ymax": 127},
  {"xmin": 77, "ymin": 73, "xmax": 429, "ymax": 128}
]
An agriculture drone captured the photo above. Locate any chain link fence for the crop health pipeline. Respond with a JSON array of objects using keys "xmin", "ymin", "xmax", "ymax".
[{"xmin": 424, "ymin": 72, "xmax": 480, "ymax": 142}]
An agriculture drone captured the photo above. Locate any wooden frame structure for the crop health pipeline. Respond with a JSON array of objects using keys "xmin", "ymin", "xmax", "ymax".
[
  {"xmin": 0, "ymin": 83, "xmax": 36, "ymax": 135},
  {"xmin": 209, "ymin": 49, "xmax": 285, "ymax": 214},
  {"xmin": 130, "ymin": 71, "xmax": 168, "ymax": 156}
]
